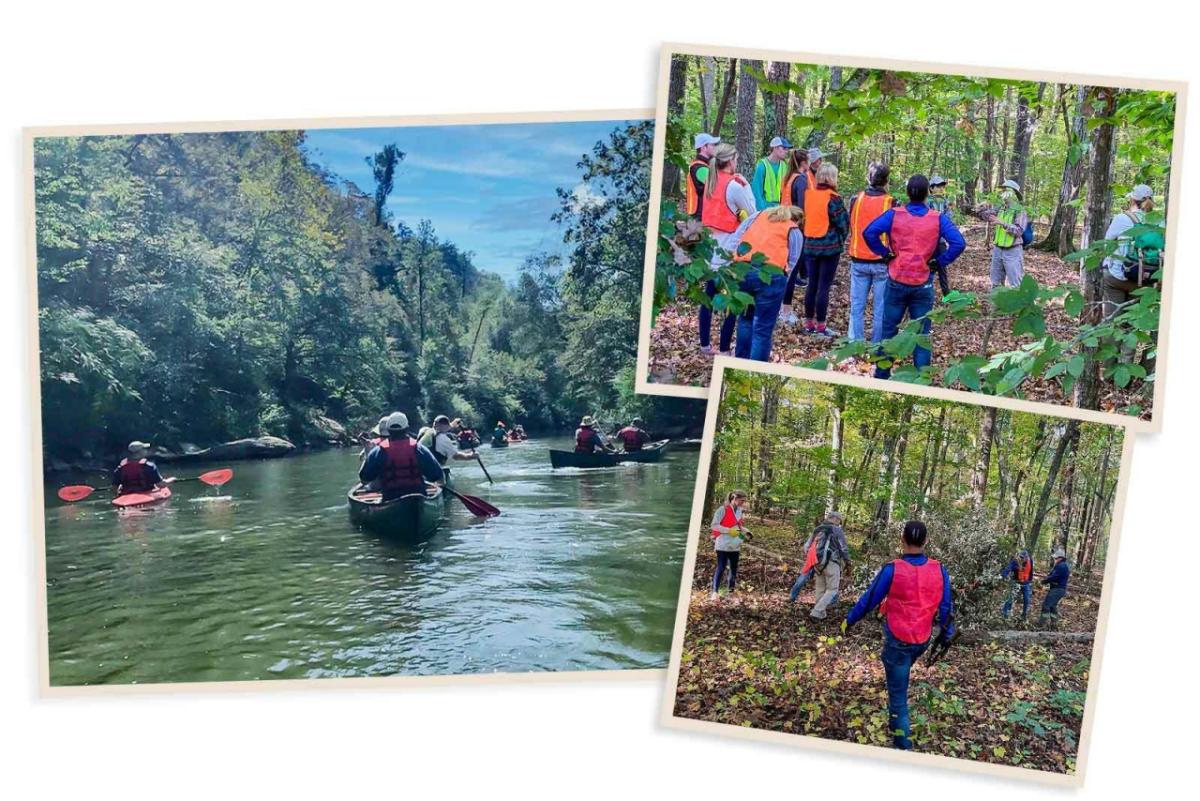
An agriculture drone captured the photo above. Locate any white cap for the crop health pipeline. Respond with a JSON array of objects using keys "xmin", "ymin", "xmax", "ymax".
[
  {"xmin": 1001, "ymin": 178, "xmax": 1022, "ymax": 193},
  {"xmin": 386, "ymin": 412, "xmax": 409, "ymax": 432},
  {"xmin": 128, "ymin": 440, "xmax": 151, "ymax": 454},
  {"xmin": 1130, "ymin": 184, "xmax": 1153, "ymax": 201},
  {"xmin": 694, "ymin": 133, "xmax": 721, "ymax": 149}
]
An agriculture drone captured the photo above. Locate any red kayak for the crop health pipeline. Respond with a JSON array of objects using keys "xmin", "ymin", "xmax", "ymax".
[{"xmin": 112, "ymin": 486, "xmax": 173, "ymax": 509}]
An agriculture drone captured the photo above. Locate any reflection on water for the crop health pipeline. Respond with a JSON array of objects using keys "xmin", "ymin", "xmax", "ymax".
[{"xmin": 43, "ymin": 439, "xmax": 697, "ymax": 685}]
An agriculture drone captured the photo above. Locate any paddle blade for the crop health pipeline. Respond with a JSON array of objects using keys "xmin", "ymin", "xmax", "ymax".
[
  {"xmin": 198, "ymin": 468, "xmax": 233, "ymax": 487},
  {"xmin": 57, "ymin": 485, "xmax": 96, "ymax": 503},
  {"xmin": 450, "ymin": 489, "xmax": 501, "ymax": 518}
]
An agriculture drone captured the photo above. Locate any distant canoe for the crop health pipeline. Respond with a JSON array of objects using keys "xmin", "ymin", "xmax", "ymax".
[
  {"xmin": 548, "ymin": 440, "xmax": 670, "ymax": 469},
  {"xmin": 112, "ymin": 486, "xmax": 173, "ymax": 509},
  {"xmin": 490, "ymin": 439, "xmax": 509, "ymax": 448},
  {"xmin": 347, "ymin": 485, "xmax": 444, "ymax": 541}
]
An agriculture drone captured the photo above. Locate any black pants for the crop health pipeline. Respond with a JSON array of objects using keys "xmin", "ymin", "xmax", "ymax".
[
  {"xmin": 713, "ymin": 550, "xmax": 741, "ymax": 592},
  {"xmin": 782, "ymin": 256, "xmax": 809, "ymax": 306},
  {"xmin": 803, "ymin": 253, "xmax": 841, "ymax": 322}
]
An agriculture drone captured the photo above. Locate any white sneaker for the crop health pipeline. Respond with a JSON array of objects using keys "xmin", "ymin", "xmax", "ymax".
[
  {"xmin": 717, "ymin": 349, "xmax": 733, "ymax": 357},
  {"xmin": 710, "ymin": 591, "xmax": 720, "ymax": 601},
  {"xmin": 699, "ymin": 345, "xmax": 714, "ymax": 356}
]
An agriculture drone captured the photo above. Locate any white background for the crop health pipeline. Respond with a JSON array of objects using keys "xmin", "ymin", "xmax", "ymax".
[{"xmin": 2, "ymin": 2, "xmax": 1195, "ymax": 798}]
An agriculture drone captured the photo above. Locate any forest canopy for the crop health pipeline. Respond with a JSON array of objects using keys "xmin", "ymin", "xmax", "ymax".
[{"xmin": 35, "ymin": 121, "xmax": 699, "ymax": 466}]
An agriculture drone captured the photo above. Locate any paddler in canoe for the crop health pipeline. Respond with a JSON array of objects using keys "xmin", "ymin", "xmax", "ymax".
[
  {"xmin": 112, "ymin": 440, "xmax": 175, "ymax": 498},
  {"xmin": 511, "ymin": 424, "xmax": 528, "ymax": 441},
  {"xmin": 451, "ymin": 418, "xmax": 481, "ymax": 450},
  {"xmin": 575, "ymin": 415, "xmax": 616, "ymax": 454},
  {"xmin": 357, "ymin": 412, "xmax": 445, "ymax": 499},
  {"xmin": 615, "ymin": 417, "xmax": 651, "ymax": 452},
  {"xmin": 417, "ymin": 414, "xmax": 478, "ymax": 480},
  {"xmin": 491, "ymin": 421, "xmax": 510, "ymax": 447}
]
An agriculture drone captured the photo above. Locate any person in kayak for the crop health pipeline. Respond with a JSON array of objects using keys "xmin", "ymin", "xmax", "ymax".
[
  {"xmin": 112, "ymin": 441, "xmax": 173, "ymax": 496},
  {"xmin": 575, "ymin": 415, "xmax": 615, "ymax": 453},
  {"xmin": 492, "ymin": 421, "xmax": 509, "ymax": 445},
  {"xmin": 359, "ymin": 412, "xmax": 444, "ymax": 500},
  {"xmin": 418, "ymin": 414, "xmax": 477, "ymax": 479},
  {"xmin": 843, "ymin": 519, "xmax": 954, "ymax": 750},
  {"xmin": 616, "ymin": 417, "xmax": 651, "ymax": 452}
]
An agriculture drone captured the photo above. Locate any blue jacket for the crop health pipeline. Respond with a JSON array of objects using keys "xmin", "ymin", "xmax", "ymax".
[
  {"xmin": 846, "ymin": 553, "xmax": 955, "ymax": 638},
  {"xmin": 1043, "ymin": 560, "xmax": 1070, "ymax": 589},
  {"xmin": 359, "ymin": 438, "xmax": 445, "ymax": 485},
  {"xmin": 862, "ymin": 203, "xmax": 966, "ymax": 267},
  {"xmin": 1001, "ymin": 557, "xmax": 1035, "ymax": 584}
]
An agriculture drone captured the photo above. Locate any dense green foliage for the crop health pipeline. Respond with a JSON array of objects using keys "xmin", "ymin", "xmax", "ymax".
[
  {"xmin": 655, "ymin": 56, "xmax": 1175, "ymax": 416},
  {"xmin": 36, "ymin": 122, "xmax": 698, "ymax": 464}
]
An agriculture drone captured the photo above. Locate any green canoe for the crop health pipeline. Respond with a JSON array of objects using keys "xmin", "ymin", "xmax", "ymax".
[
  {"xmin": 347, "ymin": 484, "xmax": 445, "ymax": 541},
  {"xmin": 548, "ymin": 439, "xmax": 670, "ymax": 469}
]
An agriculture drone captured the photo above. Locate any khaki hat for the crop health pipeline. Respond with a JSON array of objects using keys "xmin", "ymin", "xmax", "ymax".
[{"xmin": 580, "ymin": 415, "xmax": 596, "ymax": 427}]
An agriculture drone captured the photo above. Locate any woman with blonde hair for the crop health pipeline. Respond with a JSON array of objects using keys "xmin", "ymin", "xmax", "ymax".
[
  {"xmin": 698, "ymin": 143, "xmax": 756, "ymax": 355},
  {"xmin": 801, "ymin": 162, "xmax": 850, "ymax": 337},
  {"xmin": 727, "ymin": 204, "xmax": 804, "ymax": 361}
]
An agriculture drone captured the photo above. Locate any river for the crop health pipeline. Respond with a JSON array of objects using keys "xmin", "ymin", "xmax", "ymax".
[{"xmin": 42, "ymin": 439, "xmax": 698, "ymax": 685}]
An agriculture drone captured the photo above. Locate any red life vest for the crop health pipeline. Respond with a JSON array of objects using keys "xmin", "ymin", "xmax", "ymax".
[
  {"xmin": 733, "ymin": 213, "xmax": 796, "ymax": 272},
  {"xmin": 848, "ymin": 191, "xmax": 895, "ymax": 260},
  {"xmin": 803, "ymin": 187, "xmax": 837, "ymax": 238},
  {"xmin": 701, "ymin": 172, "xmax": 747, "ymax": 233},
  {"xmin": 617, "ymin": 426, "xmax": 644, "ymax": 451},
  {"xmin": 711, "ymin": 504, "xmax": 740, "ymax": 538},
  {"xmin": 378, "ymin": 437, "xmax": 425, "ymax": 497},
  {"xmin": 115, "ymin": 458, "xmax": 154, "ymax": 493},
  {"xmin": 685, "ymin": 158, "xmax": 708, "ymax": 216},
  {"xmin": 888, "ymin": 207, "xmax": 941, "ymax": 286},
  {"xmin": 1015, "ymin": 559, "xmax": 1033, "ymax": 583},
  {"xmin": 881, "ymin": 558, "xmax": 945, "ymax": 644},
  {"xmin": 575, "ymin": 427, "xmax": 597, "ymax": 453}
]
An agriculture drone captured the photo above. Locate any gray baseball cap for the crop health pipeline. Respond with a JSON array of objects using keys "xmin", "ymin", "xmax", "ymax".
[
  {"xmin": 694, "ymin": 133, "xmax": 721, "ymax": 149},
  {"xmin": 1130, "ymin": 184, "xmax": 1153, "ymax": 200},
  {"xmin": 769, "ymin": 136, "xmax": 793, "ymax": 149},
  {"xmin": 807, "ymin": 147, "xmax": 829, "ymax": 162},
  {"xmin": 930, "ymin": 175, "xmax": 947, "ymax": 186}
]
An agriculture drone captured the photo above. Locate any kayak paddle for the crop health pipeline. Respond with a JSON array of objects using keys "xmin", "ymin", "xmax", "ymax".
[
  {"xmin": 442, "ymin": 485, "xmax": 500, "ymax": 518},
  {"xmin": 57, "ymin": 468, "xmax": 233, "ymax": 502},
  {"xmin": 474, "ymin": 453, "xmax": 494, "ymax": 484}
]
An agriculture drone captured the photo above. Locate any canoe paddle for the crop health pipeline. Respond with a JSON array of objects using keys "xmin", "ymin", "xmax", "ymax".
[
  {"xmin": 57, "ymin": 468, "xmax": 233, "ymax": 503},
  {"xmin": 474, "ymin": 452, "xmax": 494, "ymax": 483},
  {"xmin": 440, "ymin": 484, "xmax": 501, "ymax": 518}
]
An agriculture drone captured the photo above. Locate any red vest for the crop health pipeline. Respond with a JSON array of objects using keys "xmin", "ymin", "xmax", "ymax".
[
  {"xmin": 617, "ymin": 426, "xmax": 644, "ymax": 451},
  {"xmin": 882, "ymin": 558, "xmax": 945, "ymax": 644},
  {"xmin": 115, "ymin": 458, "xmax": 154, "ymax": 493},
  {"xmin": 379, "ymin": 437, "xmax": 424, "ymax": 496},
  {"xmin": 711, "ymin": 504, "xmax": 740, "ymax": 537},
  {"xmin": 733, "ymin": 213, "xmax": 796, "ymax": 272},
  {"xmin": 888, "ymin": 207, "xmax": 941, "ymax": 286},
  {"xmin": 848, "ymin": 192, "xmax": 895, "ymax": 260},
  {"xmin": 803, "ymin": 187, "xmax": 837, "ymax": 238},
  {"xmin": 1015, "ymin": 559, "xmax": 1033, "ymax": 583},
  {"xmin": 575, "ymin": 427, "xmax": 598, "ymax": 453},
  {"xmin": 701, "ymin": 172, "xmax": 746, "ymax": 233}
]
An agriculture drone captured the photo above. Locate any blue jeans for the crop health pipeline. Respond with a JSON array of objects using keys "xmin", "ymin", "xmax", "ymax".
[
  {"xmin": 734, "ymin": 269, "xmax": 788, "ymax": 361},
  {"xmin": 803, "ymin": 252, "xmax": 841, "ymax": 323},
  {"xmin": 1003, "ymin": 582, "xmax": 1033, "ymax": 619},
  {"xmin": 881, "ymin": 625, "xmax": 931, "ymax": 749},
  {"xmin": 873, "ymin": 278, "xmax": 934, "ymax": 379},
  {"xmin": 848, "ymin": 260, "xmax": 889, "ymax": 344},
  {"xmin": 714, "ymin": 550, "xmax": 740, "ymax": 592},
  {"xmin": 1040, "ymin": 587, "xmax": 1067, "ymax": 620},
  {"xmin": 699, "ymin": 279, "xmax": 736, "ymax": 351}
]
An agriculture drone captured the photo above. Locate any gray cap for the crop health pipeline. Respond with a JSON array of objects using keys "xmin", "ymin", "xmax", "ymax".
[
  {"xmin": 827, "ymin": 510, "xmax": 844, "ymax": 523},
  {"xmin": 1130, "ymin": 184, "xmax": 1153, "ymax": 201},
  {"xmin": 128, "ymin": 440, "xmax": 151, "ymax": 454},
  {"xmin": 386, "ymin": 411, "xmax": 410, "ymax": 432},
  {"xmin": 1052, "ymin": 548, "xmax": 1067, "ymax": 559},
  {"xmin": 930, "ymin": 175, "xmax": 947, "ymax": 186},
  {"xmin": 694, "ymin": 132, "xmax": 721, "ymax": 149},
  {"xmin": 769, "ymin": 136, "xmax": 793, "ymax": 149},
  {"xmin": 1000, "ymin": 178, "xmax": 1022, "ymax": 194},
  {"xmin": 807, "ymin": 147, "xmax": 829, "ymax": 162}
]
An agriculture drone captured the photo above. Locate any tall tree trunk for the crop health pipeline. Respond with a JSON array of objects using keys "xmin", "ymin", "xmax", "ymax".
[
  {"xmin": 886, "ymin": 400, "xmax": 914, "ymax": 524},
  {"xmin": 1028, "ymin": 421, "xmax": 1079, "ymax": 555},
  {"xmin": 982, "ymin": 94, "xmax": 996, "ymax": 189},
  {"xmin": 699, "ymin": 56, "xmax": 716, "ymax": 131},
  {"xmin": 1073, "ymin": 87, "xmax": 1119, "ymax": 412},
  {"xmin": 712, "ymin": 58, "xmax": 738, "ymax": 140},
  {"xmin": 735, "ymin": 59, "xmax": 761, "ymax": 178},
  {"xmin": 662, "ymin": 55, "xmax": 688, "ymax": 197},
  {"xmin": 999, "ymin": 86, "xmax": 1012, "ymax": 181},
  {"xmin": 1056, "ymin": 421, "xmax": 1081, "ymax": 550},
  {"xmin": 1008, "ymin": 83, "xmax": 1045, "ymax": 191},
  {"xmin": 761, "ymin": 61, "xmax": 791, "ymax": 148},
  {"xmin": 970, "ymin": 406, "xmax": 998, "ymax": 507},
  {"xmin": 827, "ymin": 386, "xmax": 845, "ymax": 512},
  {"xmin": 1041, "ymin": 85, "xmax": 1090, "ymax": 254}
]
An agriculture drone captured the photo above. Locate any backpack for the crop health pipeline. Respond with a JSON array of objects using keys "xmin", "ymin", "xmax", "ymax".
[
  {"xmin": 811, "ymin": 524, "xmax": 840, "ymax": 570},
  {"xmin": 1121, "ymin": 213, "xmax": 1165, "ymax": 282},
  {"xmin": 1021, "ymin": 220, "xmax": 1034, "ymax": 247}
]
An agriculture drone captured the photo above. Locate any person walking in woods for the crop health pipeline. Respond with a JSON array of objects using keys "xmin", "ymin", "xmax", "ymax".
[
  {"xmin": 574, "ymin": 415, "xmax": 614, "ymax": 454},
  {"xmin": 789, "ymin": 511, "xmax": 845, "ymax": 603},
  {"xmin": 808, "ymin": 511, "xmax": 851, "ymax": 619},
  {"xmin": 359, "ymin": 412, "xmax": 445, "ymax": 499},
  {"xmin": 417, "ymin": 414, "xmax": 477, "ymax": 479},
  {"xmin": 844, "ymin": 520, "xmax": 955, "ymax": 750},
  {"xmin": 863, "ymin": 175, "xmax": 966, "ymax": 379},
  {"xmin": 710, "ymin": 490, "xmax": 752, "ymax": 600},
  {"xmin": 975, "ymin": 179, "xmax": 1030, "ymax": 289},
  {"xmin": 926, "ymin": 175, "xmax": 950, "ymax": 214},
  {"xmin": 699, "ymin": 143, "xmax": 756, "ymax": 356},
  {"xmin": 846, "ymin": 162, "xmax": 896, "ymax": 344},
  {"xmin": 800, "ymin": 163, "xmax": 850, "ymax": 337},
  {"xmin": 1038, "ymin": 548, "xmax": 1071, "ymax": 628},
  {"xmin": 686, "ymin": 133, "xmax": 721, "ymax": 220},
  {"xmin": 112, "ymin": 441, "xmax": 174, "ymax": 496},
  {"xmin": 728, "ymin": 204, "xmax": 805, "ymax": 361},
  {"xmin": 779, "ymin": 149, "xmax": 812, "ymax": 323},
  {"xmin": 1001, "ymin": 549, "xmax": 1035, "ymax": 620},
  {"xmin": 751, "ymin": 136, "xmax": 792, "ymax": 210},
  {"xmin": 616, "ymin": 417, "xmax": 651, "ymax": 452},
  {"xmin": 1102, "ymin": 184, "xmax": 1163, "ymax": 314}
]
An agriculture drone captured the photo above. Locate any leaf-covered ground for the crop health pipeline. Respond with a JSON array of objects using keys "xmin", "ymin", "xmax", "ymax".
[
  {"xmin": 675, "ymin": 521, "xmax": 1099, "ymax": 775},
  {"xmin": 648, "ymin": 226, "xmax": 1148, "ymax": 417}
]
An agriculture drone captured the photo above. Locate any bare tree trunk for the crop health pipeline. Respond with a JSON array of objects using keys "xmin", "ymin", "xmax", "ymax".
[
  {"xmin": 662, "ymin": 55, "xmax": 688, "ymax": 197},
  {"xmin": 1028, "ymin": 421, "xmax": 1079, "ymax": 555},
  {"xmin": 712, "ymin": 58, "xmax": 738, "ymax": 140},
  {"xmin": 1041, "ymin": 85, "xmax": 1090, "ymax": 254},
  {"xmin": 1056, "ymin": 421, "xmax": 1081, "ymax": 550},
  {"xmin": 886, "ymin": 400, "xmax": 914, "ymax": 523},
  {"xmin": 699, "ymin": 56, "xmax": 716, "ymax": 131},
  {"xmin": 970, "ymin": 406, "xmax": 998, "ymax": 507},
  {"xmin": 1008, "ymin": 83, "xmax": 1045, "ymax": 190},
  {"xmin": 826, "ymin": 385, "xmax": 845, "ymax": 513},
  {"xmin": 735, "ymin": 59, "xmax": 761, "ymax": 179},
  {"xmin": 999, "ymin": 86, "xmax": 1012, "ymax": 181},
  {"xmin": 982, "ymin": 94, "xmax": 996, "ymax": 190}
]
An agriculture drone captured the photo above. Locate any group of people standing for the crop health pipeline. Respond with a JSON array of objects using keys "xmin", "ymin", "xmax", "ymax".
[
  {"xmin": 706, "ymin": 493, "xmax": 1075, "ymax": 750},
  {"xmin": 685, "ymin": 130, "xmax": 1163, "ymax": 378}
]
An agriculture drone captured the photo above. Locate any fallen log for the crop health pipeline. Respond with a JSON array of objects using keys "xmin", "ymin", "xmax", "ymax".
[{"xmin": 961, "ymin": 630, "xmax": 1094, "ymax": 644}]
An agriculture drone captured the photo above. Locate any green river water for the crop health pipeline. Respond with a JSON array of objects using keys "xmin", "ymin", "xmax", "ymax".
[{"xmin": 43, "ymin": 438, "xmax": 697, "ymax": 685}]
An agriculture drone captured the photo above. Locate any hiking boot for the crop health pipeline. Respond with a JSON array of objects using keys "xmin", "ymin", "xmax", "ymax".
[
  {"xmin": 815, "ymin": 326, "xmax": 840, "ymax": 339},
  {"xmin": 699, "ymin": 345, "xmax": 714, "ymax": 356}
]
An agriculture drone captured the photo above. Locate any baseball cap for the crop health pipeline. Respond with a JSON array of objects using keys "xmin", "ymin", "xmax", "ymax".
[
  {"xmin": 769, "ymin": 136, "xmax": 793, "ymax": 149},
  {"xmin": 694, "ymin": 133, "xmax": 721, "ymax": 149}
]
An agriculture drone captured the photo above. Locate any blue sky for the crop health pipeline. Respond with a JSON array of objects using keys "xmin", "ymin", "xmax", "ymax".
[{"xmin": 303, "ymin": 120, "xmax": 639, "ymax": 280}]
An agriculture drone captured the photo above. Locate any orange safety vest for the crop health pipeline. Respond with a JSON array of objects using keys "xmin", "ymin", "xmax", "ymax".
[
  {"xmin": 1015, "ymin": 559, "xmax": 1033, "ymax": 583},
  {"xmin": 732, "ymin": 213, "xmax": 797, "ymax": 272},
  {"xmin": 803, "ymin": 187, "xmax": 837, "ymax": 238},
  {"xmin": 881, "ymin": 558, "xmax": 945, "ymax": 645},
  {"xmin": 780, "ymin": 172, "xmax": 800, "ymax": 208},
  {"xmin": 701, "ymin": 172, "xmax": 747, "ymax": 234},
  {"xmin": 848, "ymin": 191, "xmax": 895, "ymax": 261},
  {"xmin": 685, "ymin": 158, "xmax": 708, "ymax": 216}
]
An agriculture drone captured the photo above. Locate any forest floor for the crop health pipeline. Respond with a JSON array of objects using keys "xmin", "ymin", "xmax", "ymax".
[
  {"xmin": 674, "ymin": 519, "xmax": 1099, "ymax": 775},
  {"xmin": 648, "ymin": 224, "xmax": 1149, "ymax": 418}
]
